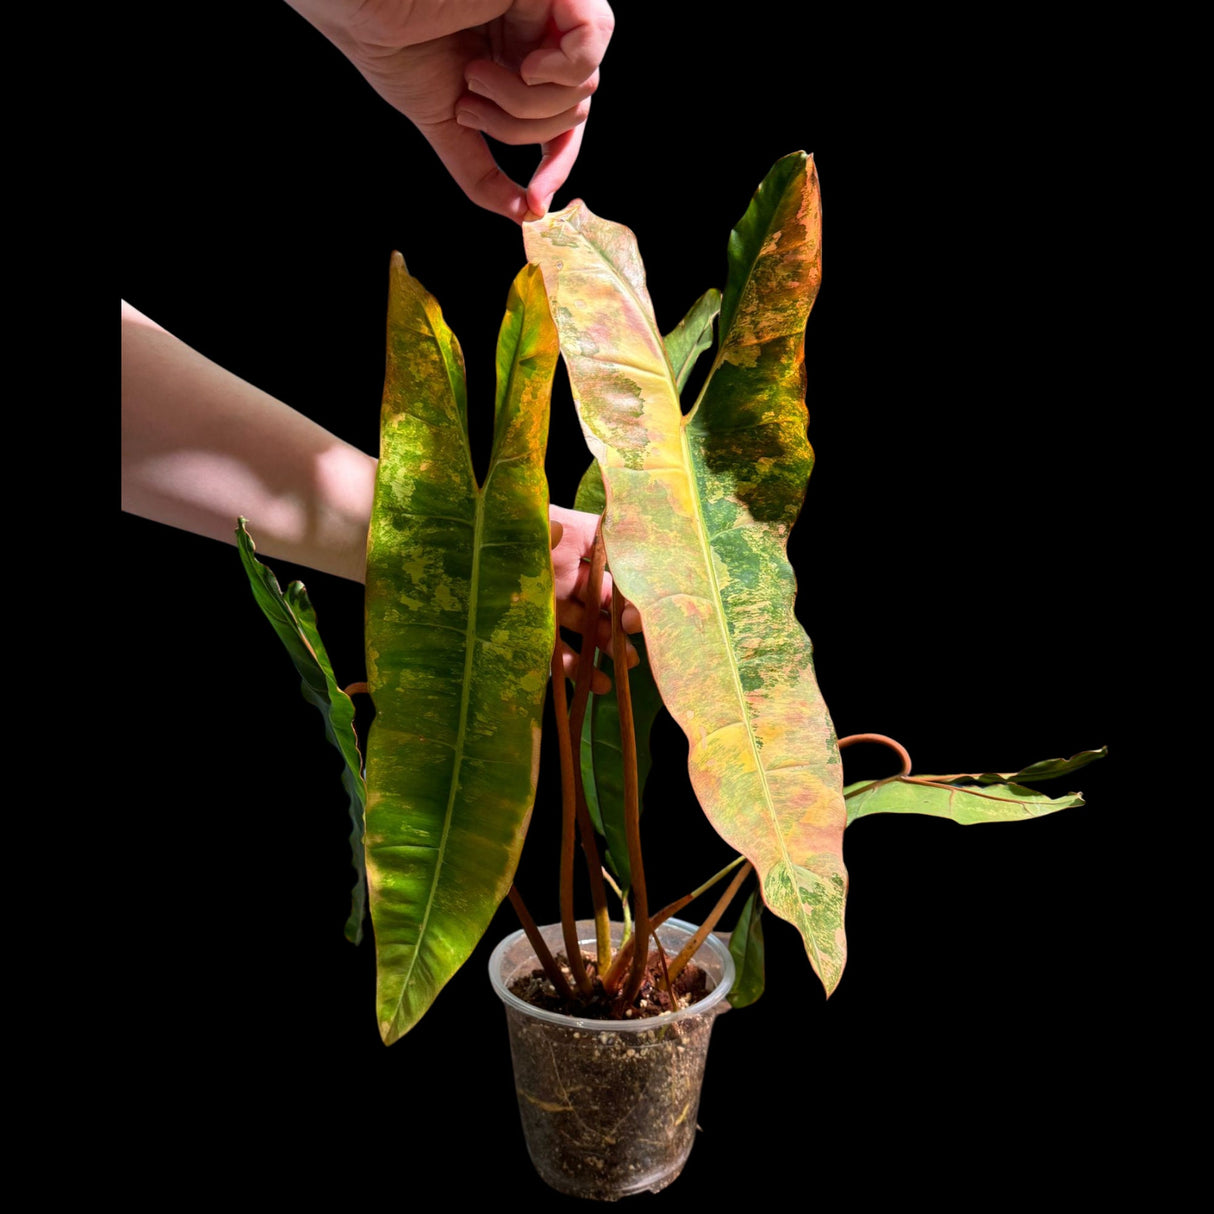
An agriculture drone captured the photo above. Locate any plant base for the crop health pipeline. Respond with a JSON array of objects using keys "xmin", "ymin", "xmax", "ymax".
[{"xmin": 489, "ymin": 918, "xmax": 734, "ymax": 1201}]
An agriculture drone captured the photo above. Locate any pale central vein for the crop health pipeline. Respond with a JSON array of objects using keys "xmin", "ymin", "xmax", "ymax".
[{"xmin": 680, "ymin": 424, "xmax": 823, "ymax": 970}]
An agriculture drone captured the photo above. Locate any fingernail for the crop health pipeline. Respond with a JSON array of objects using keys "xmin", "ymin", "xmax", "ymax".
[
  {"xmin": 465, "ymin": 75, "xmax": 490, "ymax": 97},
  {"xmin": 455, "ymin": 109, "xmax": 483, "ymax": 130}
]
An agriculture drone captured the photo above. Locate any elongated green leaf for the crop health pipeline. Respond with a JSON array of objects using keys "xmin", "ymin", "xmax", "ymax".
[
  {"xmin": 577, "ymin": 642, "xmax": 663, "ymax": 889},
  {"xmin": 843, "ymin": 748, "xmax": 1105, "ymax": 826},
  {"xmin": 574, "ymin": 460, "xmax": 606, "ymax": 516},
  {"xmin": 364, "ymin": 257, "xmax": 557, "ymax": 1044},
  {"xmin": 665, "ymin": 288, "xmax": 721, "ymax": 393},
  {"xmin": 727, "ymin": 887, "xmax": 766, "ymax": 1008},
  {"xmin": 236, "ymin": 519, "xmax": 367, "ymax": 944},
  {"xmin": 525, "ymin": 153, "xmax": 848, "ymax": 994},
  {"xmin": 980, "ymin": 747, "xmax": 1107, "ymax": 786},
  {"xmin": 843, "ymin": 776, "xmax": 1086, "ymax": 827}
]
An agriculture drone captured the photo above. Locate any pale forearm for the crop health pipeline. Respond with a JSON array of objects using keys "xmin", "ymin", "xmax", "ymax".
[{"xmin": 121, "ymin": 302, "xmax": 376, "ymax": 583}]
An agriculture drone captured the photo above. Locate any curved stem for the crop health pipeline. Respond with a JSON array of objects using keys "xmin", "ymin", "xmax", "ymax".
[{"xmin": 837, "ymin": 732, "xmax": 913, "ymax": 777}]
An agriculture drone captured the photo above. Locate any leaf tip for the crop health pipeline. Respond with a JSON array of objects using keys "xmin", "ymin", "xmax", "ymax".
[{"xmin": 390, "ymin": 250, "xmax": 406, "ymax": 272}]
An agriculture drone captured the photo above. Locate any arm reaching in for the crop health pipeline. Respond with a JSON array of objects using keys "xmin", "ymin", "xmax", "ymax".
[
  {"xmin": 121, "ymin": 302, "xmax": 636, "ymax": 683},
  {"xmin": 121, "ymin": 301, "xmax": 377, "ymax": 583},
  {"xmin": 284, "ymin": 0, "xmax": 615, "ymax": 221}
]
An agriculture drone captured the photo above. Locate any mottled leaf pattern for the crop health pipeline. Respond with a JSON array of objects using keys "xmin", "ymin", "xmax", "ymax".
[
  {"xmin": 364, "ymin": 258, "xmax": 557, "ymax": 1044},
  {"xmin": 727, "ymin": 887, "xmax": 766, "ymax": 1008},
  {"xmin": 236, "ymin": 519, "xmax": 367, "ymax": 945},
  {"xmin": 525, "ymin": 153, "xmax": 848, "ymax": 994}
]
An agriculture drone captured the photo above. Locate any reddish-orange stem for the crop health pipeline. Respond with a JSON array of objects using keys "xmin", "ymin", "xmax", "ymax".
[
  {"xmin": 508, "ymin": 885, "xmax": 574, "ymax": 1002},
  {"xmin": 551, "ymin": 649, "xmax": 593, "ymax": 997},
  {"xmin": 614, "ymin": 585, "xmax": 651, "ymax": 1006},
  {"xmin": 566, "ymin": 518, "xmax": 612, "ymax": 967},
  {"xmin": 666, "ymin": 862, "xmax": 753, "ymax": 985},
  {"xmin": 837, "ymin": 732, "xmax": 913, "ymax": 777}
]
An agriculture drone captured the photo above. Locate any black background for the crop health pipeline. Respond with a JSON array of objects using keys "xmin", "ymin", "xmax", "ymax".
[{"xmin": 122, "ymin": 4, "xmax": 1135, "ymax": 1202}]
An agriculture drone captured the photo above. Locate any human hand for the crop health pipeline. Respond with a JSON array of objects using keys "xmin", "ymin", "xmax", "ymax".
[
  {"xmin": 550, "ymin": 504, "xmax": 640, "ymax": 694},
  {"xmin": 287, "ymin": 1, "xmax": 614, "ymax": 222}
]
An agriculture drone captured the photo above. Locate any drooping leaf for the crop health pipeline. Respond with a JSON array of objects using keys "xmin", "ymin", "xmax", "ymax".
[
  {"xmin": 236, "ymin": 519, "xmax": 367, "ymax": 945},
  {"xmin": 843, "ymin": 748, "xmax": 1105, "ymax": 826},
  {"xmin": 525, "ymin": 153, "xmax": 848, "ymax": 994},
  {"xmin": 664, "ymin": 288, "xmax": 721, "ymax": 393},
  {"xmin": 843, "ymin": 776, "xmax": 1086, "ymax": 827},
  {"xmin": 977, "ymin": 747, "xmax": 1107, "ymax": 786},
  {"xmin": 364, "ymin": 257, "xmax": 557, "ymax": 1044},
  {"xmin": 727, "ymin": 887, "xmax": 766, "ymax": 1009}
]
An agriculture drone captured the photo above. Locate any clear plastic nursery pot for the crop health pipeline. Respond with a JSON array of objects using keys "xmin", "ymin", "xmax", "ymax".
[{"xmin": 489, "ymin": 917, "xmax": 735, "ymax": 1201}]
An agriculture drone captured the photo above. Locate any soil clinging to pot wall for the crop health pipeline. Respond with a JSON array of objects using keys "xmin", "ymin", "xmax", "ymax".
[{"xmin": 505, "ymin": 951, "xmax": 718, "ymax": 1199}]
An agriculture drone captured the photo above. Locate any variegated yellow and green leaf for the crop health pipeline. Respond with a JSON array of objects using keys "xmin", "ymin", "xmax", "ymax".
[
  {"xmin": 844, "ymin": 749, "xmax": 1105, "ymax": 826},
  {"xmin": 525, "ymin": 152, "xmax": 848, "ymax": 994},
  {"xmin": 571, "ymin": 287, "xmax": 716, "ymax": 889},
  {"xmin": 364, "ymin": 257, "xmax": 557, "ymax": 1044},
  {"xmin": 236, "ymin": 518, "xmax": 367, "ymax": 945}
]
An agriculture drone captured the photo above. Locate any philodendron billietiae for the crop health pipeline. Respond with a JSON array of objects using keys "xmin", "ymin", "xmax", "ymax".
[
  {"xmin": 239, "ymin": 152, "xmax": 1104, "ymax": 1035},
  {"xmin": 524, "ymin": 152, "xmax": 850, "ymax": 994}
]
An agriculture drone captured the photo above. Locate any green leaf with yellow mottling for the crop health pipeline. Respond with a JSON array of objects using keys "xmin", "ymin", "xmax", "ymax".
[
  {"xmin": 525, "ymin": 153, "xmax": 847, "ymax": 995},
  {"xmin": 364, "ymin": 257, "xmax": 557, "ymax": 1044},
  {"xmin": 844, "ymin": 749, "xmax": 1104, "ymax": 826},
  {"xmin": 236, "ymin": 519, "xmax": 367, "ymax": 945}
]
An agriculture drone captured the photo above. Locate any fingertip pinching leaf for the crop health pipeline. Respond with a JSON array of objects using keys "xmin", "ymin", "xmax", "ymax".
[{"xmin": 236, "ymin": 518, "xmax": 368, "ymax": 945}]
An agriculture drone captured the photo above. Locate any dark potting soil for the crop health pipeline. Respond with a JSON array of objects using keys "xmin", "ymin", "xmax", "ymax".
[
  {"xmin": 505, "ymin": 950, "xmax": 719, "ymax": 1198},
  {"xmin": 508, "ymin": 950, "xmax": 710, "ymax": 1020}
]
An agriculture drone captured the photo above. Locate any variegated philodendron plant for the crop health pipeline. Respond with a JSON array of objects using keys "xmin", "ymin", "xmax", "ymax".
[{"xmin": 239, "ymin": 152, "xmax": 1103, "ymax": 1043}]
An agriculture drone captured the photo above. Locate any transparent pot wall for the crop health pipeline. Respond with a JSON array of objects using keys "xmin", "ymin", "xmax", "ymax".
[{"xmin": 489, "ymin": 918, "xmax": 734, "ymax": 1201}]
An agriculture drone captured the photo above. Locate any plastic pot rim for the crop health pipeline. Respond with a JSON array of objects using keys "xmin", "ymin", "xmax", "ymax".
[{"xmin": 488, "ymin": 916, "xmax": 736, "ymax": 1032}]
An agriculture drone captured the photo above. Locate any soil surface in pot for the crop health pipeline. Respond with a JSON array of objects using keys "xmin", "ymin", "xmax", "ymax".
[{"xmin": 509, "ymin": 950, "xmax": 710, "ymax": 1020}]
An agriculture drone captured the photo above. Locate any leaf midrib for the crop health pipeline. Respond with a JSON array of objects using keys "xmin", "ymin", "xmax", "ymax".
[
  {"xmin": 574, "ymin": 202, "xmax": 823, "ymax": 972},
  {"xmin": 678, "ymin": 423, "xmax": 823, "ymax": 973},
  {"xmin": 386, "ymin": 288, "xmax": 490, "ymax": 1031}
]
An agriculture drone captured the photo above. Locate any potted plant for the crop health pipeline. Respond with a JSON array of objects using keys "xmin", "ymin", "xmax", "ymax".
[{"xmin": 236, "ymin": 152, "xmax": 1102, "ymax": 1200}]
